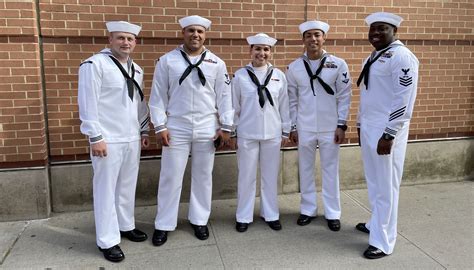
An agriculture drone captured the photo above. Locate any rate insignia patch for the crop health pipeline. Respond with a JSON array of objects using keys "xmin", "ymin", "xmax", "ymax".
[
  {"xmin": 399, "ymin": 68, "xmax": 412, "ymax": 87},
  {"xmin": 224, "ymin": 73, "xmax": 231, "ymax": 85},
  {"xmin": 342, "ymin": 72, "xmax": 349, "ymax": 84}
]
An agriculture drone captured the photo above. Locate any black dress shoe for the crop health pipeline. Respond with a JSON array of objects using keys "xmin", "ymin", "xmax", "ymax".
[
  {"xmin": 363, "ymin": 245, "xmax": 387, "ymax": 259},
  {"xmin": 98, "ymin": 245, "xmax": 124, "ymax": 262},
  {"xmin": 120, "ymin": 228, "xmax": 148, "ymax": 242},
  {"xmin": 152, "ymin": 229, "xmax": 168, "ymax": 246},
  {"xmin": 326, "ymin": 219, "xmax": 341, "ymax": 231},
  {"xmin": 235, "ymin": 222, "xmax": 249, "ymax": 232},
  {"xmin": 266, "ymin": 220, "xmax": 282, "ymax": 231},
  {"xmin": 356, "ymin": 223, "xmax": 370, "ymax": 234},
  {"xmin": 297, "ymin": 214, "xmax": 315, "ymax": 226},
  {"xmin": 191, "ymin": 224, "xmax": 209, "ymax": 240}
]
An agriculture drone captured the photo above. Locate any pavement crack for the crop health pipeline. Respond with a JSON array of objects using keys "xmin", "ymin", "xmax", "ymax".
[
  {"xmin": 397, "ymin": 232, "xmax": 447, "ymax": 269},
  {"xmin": 0, "ymin": 221, "xmax": 31, "ymax": 266},
  {"xmin": 342, "ymin": 190, "xmax": 371, "ymax": 213},
  {"xmin": 209, "ymin": 222, "xmax": 226, "ymax": 270}
]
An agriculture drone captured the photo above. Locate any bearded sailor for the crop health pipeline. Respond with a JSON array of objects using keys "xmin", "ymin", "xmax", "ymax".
[{"xmin": 149, "ymin": 15, "xmax": 233, "ymax": 246}]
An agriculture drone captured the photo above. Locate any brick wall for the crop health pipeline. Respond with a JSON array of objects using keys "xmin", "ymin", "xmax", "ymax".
[
  {"xmin": 0, "ymin": 1, "xmax": 47, "ymax": 167},
  {"xmin": 0, "ymin": 0, "xmax": 473, "ymax": 167}
]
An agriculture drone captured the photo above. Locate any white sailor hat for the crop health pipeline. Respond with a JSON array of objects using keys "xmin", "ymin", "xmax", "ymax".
[
  {"xmin": 106, "ymin": 21, "xmax": 141, "ymax": 36},
  {"xmin": 179, "ymin": 15, "xmax": 212, "ymax": 29},
  {"xmin": 246, "ymin": 33, "xmax": 277, "ymax": 47},
  {"xmin": 365, "ymin": 12, "xmax": 403, "ymax": 27},
  {"xmin": 299, "ymin": 20, "xmax": 330, "ymax": 34}
]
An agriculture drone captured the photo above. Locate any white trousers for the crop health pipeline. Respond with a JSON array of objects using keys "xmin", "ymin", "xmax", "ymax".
[
  {"xmin": 298, "ymin": 131, "xmax": 341, "ymax": 219},
  {"xmin": 155, "ymin": 127, "xmax": 215, "ymax": 231},
  {"xmin": 92, "ymin": 141, "xmax": 141, "ymax": 249},
  {"xmin": 236, "ymin": 137, "xmax": 281, "ymax": 223},
  {"xmin": 360, "ymin": 122, "xmax": 409, "ymax": 254}
]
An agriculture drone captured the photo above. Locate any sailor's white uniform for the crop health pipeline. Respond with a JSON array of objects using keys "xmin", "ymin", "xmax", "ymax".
[
  {"xmin": 149, "ymin": 46, "xmax": 233, "ymax": 230},
  {"xmin": 357, "ymin": 40, "xmax": 419, "ymax": 254},
  {"xmin": 287, "ymin": 51, "xmax": 352, "ymax": 219},
  {"xmin": 78, "ymin": 48, "xmax": 150, "ymax": 249},
  {"xmin": 232, "ymin": 63, "xmax": 290, "ymax": 223}
]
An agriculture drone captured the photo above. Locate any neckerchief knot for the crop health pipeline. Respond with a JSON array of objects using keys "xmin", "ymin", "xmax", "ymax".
[
  {"xmin": 302, "ymin": 55, "xmax": 334, "ymax": 96},
  {"xmin": 246, "ymin": 66, "xmax": 275, "ymax": 108},
  {"xmin": 179, "ymin": 50, "xmax": 207, "ymax": 86}
]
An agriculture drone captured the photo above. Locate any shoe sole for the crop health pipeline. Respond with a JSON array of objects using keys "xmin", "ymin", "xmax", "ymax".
[
  {"xmin": 363, "ymin": 253, "xmax": 387, "ymax": 259},
  {"xmin": 103, "ymin": 254, "xmax": 125, "ymax": 262},
  {"xmin": 236, "ymin": 226, "xmax": 248, "ymax": 232}
]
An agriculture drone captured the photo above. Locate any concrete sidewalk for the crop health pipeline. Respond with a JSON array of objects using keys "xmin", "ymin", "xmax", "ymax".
[{"xmin": 0, "ymin": 181, "xmax": 472, "ymax": 269}]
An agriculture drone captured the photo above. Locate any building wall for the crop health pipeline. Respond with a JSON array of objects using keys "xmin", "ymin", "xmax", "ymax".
[
  {"xmin": 0, "ymin": 0, "xmax": 473, "ymax": 220},
  {"xmin": 0, "ymin": 0, "xmax": 472, "ymax": 167}
]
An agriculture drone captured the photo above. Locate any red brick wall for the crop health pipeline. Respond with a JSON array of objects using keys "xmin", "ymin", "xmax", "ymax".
[
  {"xmin": 0, "ymin": 0, "xmax": 473, "ymax": 167},
  {"xmin": 0, "ymin": 1, "xmax": 47, "ymax": 167}
]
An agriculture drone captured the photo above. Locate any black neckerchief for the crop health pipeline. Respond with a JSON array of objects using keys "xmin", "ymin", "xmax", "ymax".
[
  {"xmin": 108, "ymin": 56, "xmax": 144, "ymax": 101},
  {"xmin": 245, "ymin": 66, "xmax": 275, "ymax": 108},
  {"xmin": 179, "ymin": 50, "xmax": 207, "ymax": 86},
  {"xmin": 302, "ymin": 54, "xmax": 334, "ymax": 96},
  {"xmin": 356, "ymin": 46, "xmax": 392, "ymax": 90}
]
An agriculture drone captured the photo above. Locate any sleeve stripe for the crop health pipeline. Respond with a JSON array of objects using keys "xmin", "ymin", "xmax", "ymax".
[
  {"xmin": 89, "ymin": 135, "xmax": 103, "ymax": 143},
  {"xmin": 390, "ymin": 106, "xmax": 406, "ymax": 117},
  {"xmin": 141, "ymin": 116, "xmax": 150, "ymax": 129},
  {"xmin": 389, "ymin": 111, "xmax": 405, "ymax": 121},
  {"xmin": 384, "ymin": 127, "xmax": 397, "ymax": 136}
]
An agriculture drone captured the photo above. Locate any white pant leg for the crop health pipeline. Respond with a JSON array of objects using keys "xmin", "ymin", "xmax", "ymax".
[
  {"xmin": 298, "ymin": 131, "xmax": 318, "ymax": 216},
  {"xmin": 236, "ymin": 138, "xmax": 259, "ymax": 223},
  {"xmin": 116, "ymin": 140, "xmax": 141, "ymax": 231},
  {"xmin": 362, "ymin": 123, "xmax": 409, "ymax": 254},
  {"xmin": 386, "ymin": 125, "xmax": 409, "ymax": 253},
  {"xmin": 317, "ymin": 132, "xmax": 341, "ymax": 220},
  {"xmin": 188, "ymin": 134, "xmax": 215, "ymax": 226},
  {"xmin": 259, "ymin": 137, "xmax": 282, "ymax": 221},
  {"xmin": 360, "ymin": 126, "xmax": 378, "ymax": 232},
  {"xmin": 92, "ymin": 143, "xmax": 124, "ymax": 249},
  {"xmin": 155, "ymin": 130, "xmax": 191, "ymax": 231}
]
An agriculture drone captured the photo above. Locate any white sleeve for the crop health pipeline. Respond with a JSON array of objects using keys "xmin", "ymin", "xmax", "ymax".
[
  {"xmin": 138, "ymin": 78, "xmax": 150, "ymax": 136},
  {"xmin": 356, "ymin": 58, "xmax": 368, "ymax": 128},
  {"xmin": 78, "ymin": 60, "xmax": 104, "ymax": 144},
  {"xmin": 215, "ymin": 61, "xmax": 234, "ymax": 131},
  {"xmin": 278, "ymin": 72, "xmax": 291, "ymax": 137},
  {"xmin": 231, "ymin": 73, "xmax": 241, "ymax": 133},
  {"xmin": 286, "ymin": 65, "xmax": 298, "ymax": 131},
  {"xmin": 385, "ymin": 51, "xmax": 419, "ymax": 137},
  {"xmin": 335, "ymin": 60, "xmax": 352, "ymax": 125},
  {"xmin": 149, "ymin": 57, "xmax": 169, "ymax": 133}
]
